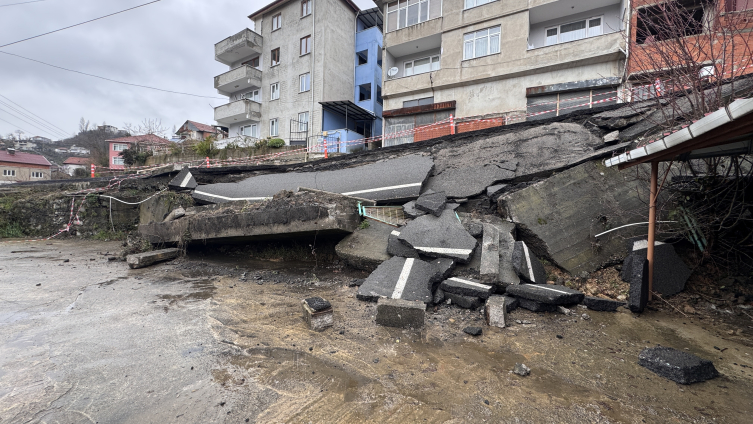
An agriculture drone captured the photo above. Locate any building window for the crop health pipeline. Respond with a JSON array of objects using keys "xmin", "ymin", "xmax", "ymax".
[
  {"xmin": 404, "ymin": 55, "xmax": 440, "ymax": 76},
  {"xmin": 402, "ymin": 97, "xmax": 434, "ymax": 108},
  {"xmin": 270, "ymin": 118, "xmax": 279, "ymax": 136},
  {"xmin": 112, "ymin": 143, "xmax": 128, "ymax": 151},
  {"xmin": 271, "ymin": 48, "xmax": 280, "ymax": 66},
  {"xmin": 299, "ymin": 73, "xmax": 311, "ymax": 92},
  {"xmin": 112, "ymin": 157, "xmax": 125, "ymax": 166},
  {"xmin": 637, "ymin": 2, "xmax": 704, "ymax": 44},
  {"xmin": 301, "ymin": 0, "xmax": 312, "ymax": 17},
  {"xmin": 359, "ymin": 83, "xmax": 372, "ymax": 101},
  {"xmin": 270, "ymin": 82, "xmax": 280, "ymax": 100},
  {"xmin": 272, "ymin": 13, "xmax": 282, "ymax": 31},
  {"xmin": 545, "ymin": 16, "xmax": 602, "ymax": 46},
  {"xmin": 244, "ymin": 56, "xmax": 260, "ymax": 68},
  {"xmin": 3, "ymin": 169, "xmax": 16, "ymax": 177},
  {"xmin": 241, "ymin": 124, "xmax": 258, "ymax": 137},
  {"xmin": 357, "ymin": 50, "xmax": 368, "ymax": 65},
  {"xmin": 463, "ymin": 26, "xmax": 501, "ymax": 60},
  {"xmin": 298, "ymin": 112, "xmax": 309, "ymax": 131},
  {"xmin": 31, "ymin": 171, "xmax": 43, "ymax": 178},
  {"xmin": 242, "ymin": 89, "xmax": 260, "ymax": 102},
  {"xmin": 300, "ymin": 35, "xmax": 311, "ymax": 55},
  {"xmin": 385, "ymin": 0, "xmax": 441, "ymax": 33},
  {"xmin": 464, "ymin": 0, "xmax": 494, "ymax": 9}
]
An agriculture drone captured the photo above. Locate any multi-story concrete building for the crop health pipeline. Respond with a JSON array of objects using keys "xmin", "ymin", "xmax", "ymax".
[{"xmin": 376, "ymin": 0, "xmax": 629, "ymax": 143}]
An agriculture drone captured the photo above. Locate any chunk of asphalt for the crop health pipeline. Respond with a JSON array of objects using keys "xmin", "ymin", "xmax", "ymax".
[
  {"xmin": 486, "ymin": 184, "xmax": 507, "ymax": 198},
  {"xmin": 623, "ymin": 241, "xmax": 692, "ymax": 296},
  {"xmin": 303, "ymin": 297, "xmax": 332, "ymax": 312},
  {"xmin": 511, "ymin": 241, "xmax": 547, "ymax": 284},
  {"xmin": 433, "ymin": 288, "xmax": 445, "ymax": 304},
  {"xmin": 444, "ymin": 292, "xmax": 483, "ymax": 309},
  {"xmin": 376, "ymin": 298, "xmax": 425, "ymax": 329},
  {"xmin": 485, "ymin": 295, "xmax": 508, "ymax": 328},
  {"xmin": 464, "ymin": 221, "xmax": 483, "ymax": 237},
  {"xmin": 623, "ymin": 254, "xmax": 649, "ymax": 313},
  {"xmin": 440, "ymin": 277, "xmax": 493, "ymax": 299},
  {"xmin": 517, "ymin": 298, "xmax": 557, "ymax": 312},
  {"xmin": 415, "ymin": 191, "xmax": 447, "ymax": 217},
  {"xmin": 463, "ymin": 326, "xmax": 483, "ymax": 336},
  {"xmin": 402, "ymin": 200, "xmax": 427, "ymax": 219},
  {"xmin": 429, "ymin": 258, "xmax": 456, "ymax": 282},
  {"xmin": 387, "ymin": 230, "xmax": 419, "ymax": 258},
  {"xmin": 302, "ymin": 297, "xmax": 333, "ymax": 331},
  {"xmin": 357, "ymin": 257, "xmax": 436, "ymax": 304},
  {"xmin": 445, "ymin": 203, "xmax": 460, "ymax": 211},
  {"xmin": 480, "ymin": 223, "xmax": 500, "ymax": 279},
  {"xmin": 398, "ymin": 209, "xmax": 478, "ymax": 263},
  {"xmin": 638, "ymin": 346, "xmax": 719, "ymax": 384},
  {"xmin": 168, "ymin": 166, "xmax": 198, "ymax": 191},
  {"xmin": 506, "ymin": 284, "xmax": 584, "ymax": 305},
  {"xmin": 504, "ymin": 296, "xmax": 519, "ymax": 313},
  {"xmin": 582, "ymin": 296, "xmax": 625, "ymax": 312}
]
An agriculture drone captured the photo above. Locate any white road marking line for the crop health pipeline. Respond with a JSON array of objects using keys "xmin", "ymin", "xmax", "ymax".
[
  {"xmin": 391, "ymin": 230, "xmax": 401, "ymax": 236},
  {"xmin": 392, "ymin": 258, "xmax": 414, "ymax": 299},
  {"xmin": 448, "ymin": 277, "xmax": 491, "ymax": 289},
  {"xmin": 414, "ymin": 247, "xmax": 473, "ymax": 255},
  {"xmin": 522, "ymin": 243, "xmax": 535, "ymax": 282},
  {"xmin": 180, "ymin": 172, "xmax": 193, "ymax": 188},
  {"xmin": 530, "ymin": 285, "xmax": 571, "ymax": 295},
  {"xmin": 342, "ymin": 182, "xmax": 422, "ymax": 196},
  {"xmin": 193, "ymin": 190, "xmax": 270, "ymax": 201}
]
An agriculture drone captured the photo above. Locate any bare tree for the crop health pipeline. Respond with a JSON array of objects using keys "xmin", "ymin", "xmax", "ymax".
[
  {"xmin": 78, "ymin": 117, "xmax": 90, "ymax": 134},
  {"xmin": 123, "ymin": 118, "xmax": 169, "ymax": 137}
]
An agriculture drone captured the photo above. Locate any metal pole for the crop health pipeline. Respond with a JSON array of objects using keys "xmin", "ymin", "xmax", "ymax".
[{"xmin": 647, "ymin": 160, "xmax": 658, "ymax": 301}]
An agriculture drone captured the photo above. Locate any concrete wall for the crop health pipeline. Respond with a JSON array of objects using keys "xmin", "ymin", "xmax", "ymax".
[{"xmin": 528, "ymin": 4, "xmax": 623, "ymax": 49}]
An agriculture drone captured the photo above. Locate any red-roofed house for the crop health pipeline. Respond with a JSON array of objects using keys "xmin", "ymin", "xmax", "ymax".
[
  {"xmin": 176, "ymin": 120, "xmax": 227, "ymax": 142},
  {"xmin": 62, "ymin": 157, "xmax": 93, "ymax": 176},
  {"xmin": 107, "ymin": 134, "xmax": 170, "ymax": 169},
  {"xmin": 0, "ymin": 148, "xmax": 52, "ymax": 183}
]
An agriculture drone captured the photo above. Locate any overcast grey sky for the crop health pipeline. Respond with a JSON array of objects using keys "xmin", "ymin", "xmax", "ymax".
[{"xmin": 0, "ymin": 0, "xmax": 376, "ymax": 140}]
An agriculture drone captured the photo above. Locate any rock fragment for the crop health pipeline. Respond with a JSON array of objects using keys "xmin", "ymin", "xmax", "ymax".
[
  {"xmin": 375, "ymin": 298, "xmax": 425, "ymax": 329},
  {"xmin": 302, "ymin": 297, "xmax": 334, "ymax": 331},
  {"xmin": 511, "ymin": 241, "xmax": 546, "ymax": 284},
  {"xmin": 638, "ymin": 346, "xmax": 719, "ymax": 384},
  {"xmin": 513, "ymin": 363, "xmax": 530, "ymax": 376},
  {"xmin": 428, "ymin": 258, "xmax": 456, "ymax": 282},
  {"xmin": 582, "ymin": 296, "xmax": 625, "ymax": 312},
  {"xmin": 463, "ymin": 326, "xmax": 483, "ymax": 336},
  {"xmin": 485, "ymin": 295, "xmax": 508, "ymax": 328}
]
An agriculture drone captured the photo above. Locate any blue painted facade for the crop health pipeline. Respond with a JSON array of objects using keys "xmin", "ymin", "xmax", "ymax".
[{"xmin": 354, "ymin": 24, "xmax": 383, "ymax": 136}]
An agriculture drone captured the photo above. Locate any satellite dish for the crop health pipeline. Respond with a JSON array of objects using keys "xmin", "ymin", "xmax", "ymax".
[{"xmin": 387, "ymin": 67, "xmax": 399, "ymax": 78}]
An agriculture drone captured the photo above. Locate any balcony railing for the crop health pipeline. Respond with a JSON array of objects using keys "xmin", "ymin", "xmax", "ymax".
[
  {"xmin": 215, "ymin": 28, "xmax": 263, "ymax": 65},
  {"xmin": 214, "ymin": 65, "xmax": 262, "ymax": 94},
  {"xmin": 214, "ymin": 99, "xmax": 261, "ymax": 124}
]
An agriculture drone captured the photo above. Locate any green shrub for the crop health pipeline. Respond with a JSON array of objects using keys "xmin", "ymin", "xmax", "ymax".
[
  {"xmin": 268, "ymin": 138, "xmax": 285, "ymax": 148},
  {"xmin": 0, "ymin": 222, "xmax": 24, "ymax": 238},
  {"xmin": 193, "ymin": 136, "xmax": 218, "ymax": 158},
  {"xmin": 254, "ymin": 138, "xmax": 268, "ymax": 148}
]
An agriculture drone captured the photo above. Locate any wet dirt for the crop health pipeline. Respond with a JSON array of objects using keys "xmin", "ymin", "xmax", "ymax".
[{"xmin": 1, "ymin": 240, "xmax": 752, "ymax": 423}]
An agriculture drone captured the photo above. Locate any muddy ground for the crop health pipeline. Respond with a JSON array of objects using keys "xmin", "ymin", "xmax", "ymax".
[{"xmin": 1, "ymin": 240, "xmax": 752, "ymax": 423}]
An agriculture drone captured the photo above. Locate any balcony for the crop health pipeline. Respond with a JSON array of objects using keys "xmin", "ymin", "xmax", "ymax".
[
  {"xmin": 214, "ymin": 65, "xmax": 262, "ymax": 95},
  {"xmin": 214, "ymin": 99, "xmax": 261, "ymax": 125},
  {"xmin": 215, "ymin": 28, "xmax": 263, "ymax": 65}
]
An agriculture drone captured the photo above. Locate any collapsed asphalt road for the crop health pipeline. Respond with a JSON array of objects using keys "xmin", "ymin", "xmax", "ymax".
[{"xmin": 2, "ymin": 240, "xmax": 753, "ymax": 423}]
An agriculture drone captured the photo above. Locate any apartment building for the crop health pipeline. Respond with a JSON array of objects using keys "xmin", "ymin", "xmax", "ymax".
[
  {"xmin": 376, "ymin": 0, "xmax": 629, "ymax": 143},
  {"xmin": 214, "ymin": 0, "xmax": 368, "ymax": 146}
]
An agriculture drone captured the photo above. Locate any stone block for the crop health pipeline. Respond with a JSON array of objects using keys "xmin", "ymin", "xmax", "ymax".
[
  {"xmin": 376, "ymin": 298, "xmax": 425, "ymax": 329},
  {"xmin": 440, "ymin": 277, "xmax": 493, "ymax": 299},
  {"xmin": 511, "ymin": 241, "xmax": 547, "ymax": 284},
  {"xmin": 415, "ymin": 191, "xmax": 447, "ymax": 217},
  {"xmin": 638, "ymin": 346, "xmax": 719, "ymax": 384},
  {"xmin": 485, "ymin": 295, "xmax": 508, "ymax": 328},
  {"xmin": 506, "ymin": 283, "xmax": 584, "ymax": 305},
  {"xmin": 302, "ymin": 297, "xmax": 333, "ymax": 331},
  {"xmin": 444, "ymin": 292, "xmax": 483, "ymax": 309},
  {"xmin": 583, "ymin": 296, "xmax": 625, "ymax": 312},
  {"xmin": 126, "ymin": 248, "xmax": 180, "ymax": 269}
]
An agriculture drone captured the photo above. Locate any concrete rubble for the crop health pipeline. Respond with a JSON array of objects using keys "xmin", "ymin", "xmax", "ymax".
[
  {"xmin": 583, "ymin": 296, "xmax": 625, "ymax": 312},
  {"xmin": 375, "ymin": 297, "xmax": 425, "ymax": 328},
  {"xmin": 301, "ymin": 297, "xmax": 334, "ymax": 331},
  {"xmin": 415, "ymin": 190, "xmax": 447, "ymax": 217},
  {"xmin": 126, "ymin": 248, "xmax": 181, "ymax": 269},
  {"xmin": 506, "ymin": 283, "xmax": 585, "ymax": 305},
  {"xmin": 638, "ymin": 346, "xmax": 719, "ymax": 384},
  {"xmin": 335, "ymin": 219, "xmax": 392, "ymax": 270},
  {"xmin": 511, "ymin": 241, "xmax": 547, "ymax": 284},
  {"xmin": 440, "ymin": 277, "xmax": 493, "ymax": 299},
  {"xmin": 397, "ymin": 209, "xmax": 478, "ymax": 263},
  {"xmin": 356, "ymin": 257, "xmax": 437, "ymax": 304},
  {"xmin": 168, "ymin": 166, "xmax": 198, "ymax": 191},
  {"xmin": 485, "ymin": 295, "xmax": 508, "ymax": 328},
  {"xmin": 622, "ymin": 240, "xmax": 692, "ymax": 296},
  {"xmin": 386, "ymin": 229, "xmax": 419, "ymax": 258}
]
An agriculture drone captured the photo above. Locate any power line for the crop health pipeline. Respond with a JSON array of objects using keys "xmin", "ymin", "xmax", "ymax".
[
  {"xmin": 0, "ymin": 105, "xmax": 64, "ymax": 139},
  {"xmin": 0, "ymin": 94, "xmax": 72, "ymax": 137},
  {"xmin": 0, "ymin": 51, "xmax": 227, "ymax": 100},
  {"xmin": 0, "ymin": 98, "xmax": 70, "ymax": 138},
  {"xmin": 0, "ymin": 0, "xmax": 163, "ymax": 49},
  {"xmin": 0, "ymin": 116, "xmax": 32, "ymax": 135},
  {"xmin": 0, "ymin": 0, "xmax": 45, "ymax": 7}
]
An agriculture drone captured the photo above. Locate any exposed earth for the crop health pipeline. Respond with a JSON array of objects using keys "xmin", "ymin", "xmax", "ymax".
[{"xmin": 1, "ymin": 240, "xmax": 752, "ymax": 423}]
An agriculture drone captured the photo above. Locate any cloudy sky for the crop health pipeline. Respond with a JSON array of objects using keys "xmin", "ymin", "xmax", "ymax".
[{"xmin": 0, "ymin": 0, "xmax": 375, "ymax": 140}]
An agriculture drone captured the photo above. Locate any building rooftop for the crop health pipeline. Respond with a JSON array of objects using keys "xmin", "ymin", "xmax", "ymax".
[
  {"xmin": 63, "ymin": 157, "xmax": 92, "ymax": 165},
  {"xmin": 179, "ymin": 120, "xmax": 222, "ymax": 134},
  {"xmin": 0, "ymin": 149, "xmax": 52, "ymax": 167},
  {"xmin": 248, "ymin": 0, "xmax": 359, "ymax": 20}
]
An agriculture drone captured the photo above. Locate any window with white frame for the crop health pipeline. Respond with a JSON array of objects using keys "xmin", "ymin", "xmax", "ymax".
[
  {"xmin": 31, "ymin": 171, "xmax": 43, "ymax": 178},
  {"xmin": 463, "ymin": 26, "xmax": 500, "ymax": 60},
  {"xmin": 301, "ymin": 0, "xmax": 312, "ymax": 16},
  {"xmin": 242, "ymin": 89, "xmax": 260, "ymax": 102},
  {"xmin": 241, "ymin": 124, "xmax": 258, "ymax": 137},
  {"xmin": 112, "ymin": 143, "xmax": 128, "ymax": 151},
  {"xmin": 3, "ymin": 169, "xmax": 16, "ymax": 176},
  {"xmin": 270, "ymin": 82, "xmax": 280, "ymax": 100},
  {"xmin": 272, "ymin": 13, "xmax": 282, "ymax": 31},
  {"xmin": 271, "ymin": 48, "xmax": 280, "ymax": 66},
  {"xmin": 404, "ymin": 55, "xmax": 439, "ymax": 76},
  {"xmin": 298, "ymin": 112, "xmax": 309, "ymax": 131},
  {"xmin": 385, "ymin": 0, "xmax": 441, "ymax": 33},
  {"xmin": 270, "ymin": 118, "xmax": 279, "ymax": 136},
  {"xmin": 545, "ymin": 16, "xmax": 602, "ymax": 46},
  {"xmin": 112, "ymin": 157, "xmax": 125, "ymax": 166},
  {"xmin": 299, "ymin": 73, "xmax": 311, "ymax": 92},
  {"xmin": 300, "ymin": 35, "xmax": 311, "ymax": 55},
  {"xmin": 464, "ymin": 0, "xmax": 494, "ymax": 10}
]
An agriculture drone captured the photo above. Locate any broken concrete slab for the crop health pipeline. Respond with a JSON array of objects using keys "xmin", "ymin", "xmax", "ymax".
[
  {"xmin": 511, "ymin": 241, "xmax": 547, "ymax": 284},
  {"xmin": 583, "ymin": 296, "xmax": 625, "ymax": 312},
  {"xmin": 506, "ymin": 284, "xmax": 584, "ymax": 305},
  {"xmin": 335, "ymin": 220, "xmax": 393, "ymax": 271},
  {"xmin": 386, "ymin": 229, "xmax": 419, "ymax": 258},
  {"xmin": 624, "ymin": 254, "xmax": 650, "ymax": 313},
  {"xmin": 402, "ymin": 200, "xmax": 427, "ymax": 219},
  {"xmin": 163, "ymin": 207, "xmax": 185, "ymax": 223},
  {"xmin": 302, "ymin": 297, "xmax": 334, "ymax": 331},
  {"xmin": 485, "ymin": 295, "xmax": 508, "ymax": 328},
  {"xmin": 623, "ymin": 242, "xmax": 692, "ymax": 297},
  {"xmin": 499, "ymin": 160, "xmax": 644, "ymax": 275},
  {"xmin": 638, "ymin": 346, "xmax": 719, "ymax": 384},
  {"xmin": 140, "ymin": 190, "xmax": 364, "ymax": 244},
  {"xmin": 480, "ymin": 223, "xmax": 500, "ymax": 278},
  {"xmin": 357, "ymin": 257, "xmax": 437, "ymax": 304},
  {"xmin": 168, "ymin": 166, "xmax": 198, "ymax": 191},
  {"xmin": 440, "ymin": 277, "xmax": 493, "ymax": 299},
  {"xmin": 517, "ymin": 298, "xmax": 557, "ymax": 312},
  {"xmin": 498, "ymin": 227, "xmax": 520, "ymax": 287},
  {"xmin": 376, "ymin": 297, "xmax": 425, "ymax": 328},
  {"xmin": 444, "ymin": 292, "xmax": 483, "ymax": 309},
  {"xmin": 126, "ymin": 248, "xmax": 180, "ymax": 269},
  {"xmin": 194, "ymin": 153, "xmax": 433, "ymax": 204},
  {"xmin": 428, "ymin": 258, "xmax": 456, "ymax": 282},
  {"xmin": 398, "ymin": 209, "xmax": 477, "ymax": 263},
  {"xmin": 486, "ymin": 184, "xmax": 508, "ymax": 198},
  {"xmin": 415, "ymin": 191, "xmax": 447, "ymax": 217}
]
